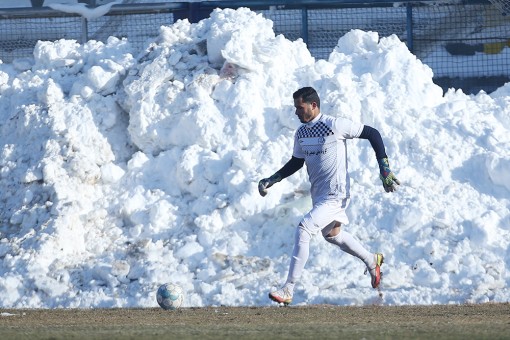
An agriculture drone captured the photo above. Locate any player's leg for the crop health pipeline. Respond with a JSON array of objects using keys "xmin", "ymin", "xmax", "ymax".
[
  {"xmin": 323, "ymin": 225, "xmax": 383, "ymax": 288},
  {"xmin": 323, "ymin": 222, "xmax": 373, "ymax": 265},
  {"xmin": 268, "ymin": 224, "xmax": 311, "ymax": 305},
  {"xmin": 269, "ymin": 202, "xmax": 336, "ymax": 305},
  {"xmin": 321, "ymin": 203, "xmax": 384, "ymax": 288},
  {"xmin": 286, "ymin": 224, "xmax": 314, "ymax": 287}
]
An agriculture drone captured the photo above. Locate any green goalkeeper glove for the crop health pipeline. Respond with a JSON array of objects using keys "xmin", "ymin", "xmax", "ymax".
[
  {"xmin": 377, "ymin": 158, "xmax": 400, "ymax": 193},
  {"xmin": 258, "ymin": 173, "xmax": 282, "ymax": 197}
]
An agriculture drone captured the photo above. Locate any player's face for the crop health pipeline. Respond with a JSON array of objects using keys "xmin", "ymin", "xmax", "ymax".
[{"xmin": 294, "ymin": 97, "xmax": 319, "ymax": 123}]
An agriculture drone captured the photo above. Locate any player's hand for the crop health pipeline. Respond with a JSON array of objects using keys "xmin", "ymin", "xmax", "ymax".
[
  {"xmin": 377, "ymin": 158, "xmax": 400, "ymax": 193},
  {"xmin": 258, "ymin": 173, "xmax": 282, "ymax": 197},
  {"xmin": 380, "ymin": 172, "xmax": 400, "ymax": 192}
]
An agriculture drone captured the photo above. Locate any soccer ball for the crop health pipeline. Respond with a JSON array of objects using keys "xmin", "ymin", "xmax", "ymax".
[{"xmin": 156, "ymin": 283, "xmax": 184, "ymax": 310}]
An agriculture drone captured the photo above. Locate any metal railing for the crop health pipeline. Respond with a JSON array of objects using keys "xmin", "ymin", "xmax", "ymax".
[{"xmin": 1, "ymin": 0, "xmax": 509, "ymax": 93}]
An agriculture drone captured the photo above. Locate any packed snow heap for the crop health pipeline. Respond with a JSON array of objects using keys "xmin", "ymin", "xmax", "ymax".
[{"xmin": 0, "ymin": 8, "xmax": 508, "ymax": 308}]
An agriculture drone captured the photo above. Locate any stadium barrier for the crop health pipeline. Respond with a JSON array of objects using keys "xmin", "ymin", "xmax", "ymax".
[{"xmin": 0, "ymin": 0, "xmax": 509, "ymax": 93}]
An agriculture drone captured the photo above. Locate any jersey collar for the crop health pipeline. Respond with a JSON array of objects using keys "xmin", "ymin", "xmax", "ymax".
[{"xmin": 305, "ymin": 112, "xmax": 322, "ymax": 128}]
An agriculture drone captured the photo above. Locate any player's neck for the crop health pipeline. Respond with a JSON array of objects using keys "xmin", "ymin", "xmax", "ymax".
[{"xmin": 305, "ymin": 112, "xmax": 322, "ymax": 126}]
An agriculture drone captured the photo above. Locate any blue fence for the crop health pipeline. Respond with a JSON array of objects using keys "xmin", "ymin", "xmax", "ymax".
[{"xmin": 1, "ymin": 0, "xmax": 508, "ymax": 93}]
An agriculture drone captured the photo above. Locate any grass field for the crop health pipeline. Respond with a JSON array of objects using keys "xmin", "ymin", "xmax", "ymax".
[{"xmin": 1, "ymin": 303, "xmax": 509, "ymax": 339}]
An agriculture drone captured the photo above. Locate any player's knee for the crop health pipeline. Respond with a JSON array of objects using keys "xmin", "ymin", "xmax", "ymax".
[
  {"xmin": 322, "ymin": 222, "xmax": 341, "ymax": 239},
  {"xmin": 296, "ymin": 223, "xmax": 312, "ymax": 244}
]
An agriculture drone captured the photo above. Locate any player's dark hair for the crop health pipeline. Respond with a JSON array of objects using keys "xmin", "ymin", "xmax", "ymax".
[{"xmin": 293, "ymin": 87, "xmax": 320, "ymax": 109}]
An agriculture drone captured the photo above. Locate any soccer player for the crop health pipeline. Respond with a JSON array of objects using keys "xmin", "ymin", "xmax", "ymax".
[{"xmin": 259, "ymin": 86, "xmax": 400, "ymax": 305}]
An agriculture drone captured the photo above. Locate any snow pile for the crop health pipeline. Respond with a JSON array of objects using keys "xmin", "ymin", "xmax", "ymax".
[{"xmin": 0, "ymin": 8, "xmax": 508, "ymax": 308}]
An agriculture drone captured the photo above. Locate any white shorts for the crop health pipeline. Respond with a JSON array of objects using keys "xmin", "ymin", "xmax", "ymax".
[{"xmin": 300, "ymin": 198, "xmax": 350, "ymax": 236}]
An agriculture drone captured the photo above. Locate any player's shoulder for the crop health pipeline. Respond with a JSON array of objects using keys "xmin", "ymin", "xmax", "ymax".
[
  {"xmin": 320, "ymin": 113, "xmax": 342, "ymax": 122},
  {"xmin": 325, "ymin": 113, "xmax": 358, "ymax": 127},
  {"xmin": 323, "ymin": 113, "xmax": 350, "ymax": 121},
  {"xmin": 319, "ymin": 113, "xmax": 341, "ymax": 126},
  {"xmin": 323, "ymin": 113, "xmax": 363, "ymax": 136}
]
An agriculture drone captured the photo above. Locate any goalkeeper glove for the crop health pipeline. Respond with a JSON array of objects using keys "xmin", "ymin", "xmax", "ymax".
[
  {"xmin": 377, "ymin": 158, "xmax": 400, "ymax": 193},
  {"xmin": 258, "ymin": 173, "xmax": 282, "ymax": 197}
]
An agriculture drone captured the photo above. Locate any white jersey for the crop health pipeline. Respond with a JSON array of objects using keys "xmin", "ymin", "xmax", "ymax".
[{"xmin": 292, "ymin": 113, "xmax": 363, "ymax": 205}]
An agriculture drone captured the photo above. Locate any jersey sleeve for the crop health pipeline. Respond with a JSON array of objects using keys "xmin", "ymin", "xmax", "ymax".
[{"xmin": 333, "ymin": 117, "xmax": 364, "ymax": 139}]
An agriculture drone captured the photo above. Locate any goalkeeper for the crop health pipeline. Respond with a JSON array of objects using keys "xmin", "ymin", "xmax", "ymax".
[{"xmin": 259, "ymin": 87, "xmax": 400, "ymax": 305}]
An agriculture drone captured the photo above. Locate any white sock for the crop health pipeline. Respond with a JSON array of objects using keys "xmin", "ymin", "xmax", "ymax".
[
  {"xmin": 285, "ymin": 225, "xmax": 312, "ymax": 290},
  {"xmin": 325, "ymin": 230, "xmax": 373, "ymax": 267}
]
